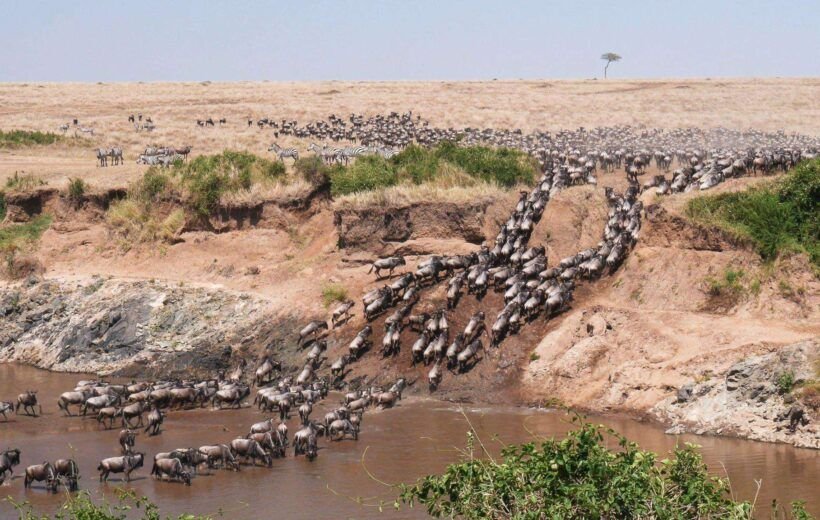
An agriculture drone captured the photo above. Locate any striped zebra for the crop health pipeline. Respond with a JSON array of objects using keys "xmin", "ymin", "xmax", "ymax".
[
  {"xmin": 377, "ymin": 147, "xmax": 400, "ymax": 160},
  {"xmin": 340, "ymin": 145, "xmax": 368, "ymax": 165},
  {"xmin": 268, "ymin": 143, "xmax": 299, "ymax": 162},
  {"xmin": 308, "ymin": 142, "xmax": 342, "ymax": 164}
]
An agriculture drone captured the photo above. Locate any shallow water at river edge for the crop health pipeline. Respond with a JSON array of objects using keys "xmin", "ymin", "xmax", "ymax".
[{"xmin": 0, "ymin": 364, "xmax": 817, "ymax": 519}]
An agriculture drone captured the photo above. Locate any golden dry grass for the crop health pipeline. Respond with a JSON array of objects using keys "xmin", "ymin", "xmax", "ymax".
[{"xmin": 1, "ymin": 78, "xmax": 818, "ymax": 189}]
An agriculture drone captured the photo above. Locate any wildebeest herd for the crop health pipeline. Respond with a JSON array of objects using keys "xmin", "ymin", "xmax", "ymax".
[
  {"xmin": 16, "ymin": 108, "xmax": 819, "ymax": 498},
  {"xmin": 1, "ymin": 363, "xmax": 410, "ymax": 492}
]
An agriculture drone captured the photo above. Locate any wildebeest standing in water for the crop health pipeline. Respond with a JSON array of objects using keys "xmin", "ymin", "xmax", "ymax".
[
  {"xmin": 98, "ymin": 453, "xmax": 144, "ymax": 483},
  {"xmin": 0, "ymin": 448, "xmax": 22, "ymax": 484},
  {"xmin": 15, "ymin": 390, "xmax": 41, "ymax": 416}
]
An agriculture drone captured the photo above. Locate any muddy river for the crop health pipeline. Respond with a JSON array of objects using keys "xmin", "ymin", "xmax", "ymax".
[{"xmin": 0, "ymin": 364, "xmax": 817, "ymax": 519}]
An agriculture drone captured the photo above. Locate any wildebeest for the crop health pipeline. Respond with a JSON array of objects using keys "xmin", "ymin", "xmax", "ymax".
[
  {"xmin": 151, "ymin": 457, "xmax": 191, "ymax": 485},
  {"xmin": 198, "ymin": 445, "xmax": 239, "ymax": 471},
  {"xmin": 24, "ymin": 462, "xmax": 59, "ymax": 492},
  {"xmin": 0, "ymin": 400, "xmax": 13, "ymax": 421},
  {"xmin": 0, "ymin": 448, "xmax": 21, "ymax": 484},
  {"xmin": 144, "ymin": 406, "xmax": 164, "ymax": 436},
  {"xmin": 54, "ymin": 458, "xmax": 80, "ymax": 491},
  {"xmin": 368, "ymin": 256, "xmax": 406, "ymax": 279},
  {"xmin": 298, "ymin": 320, "xmax": 328, "ymax": 346},
  {"xmin": 15, "ymin": 390, "xmax": 40, "ymax": 416},
  {"xmin": 98, "ymin": 453, "xmax": 144, "ymax": 482},
  {"xmin": 331, "ymin": 300, "xmax": 355, "ymax": 327},
  {"xmin": 212, "ymin": 384, "xmax": 250, "ymax": 409},
  {"xmin": 119, "ymin": 429, "xmax": 137, "ymax": 454},
  {"xmin": 230, "ymin": 438, "xmax": 271, "ymax": 467}
]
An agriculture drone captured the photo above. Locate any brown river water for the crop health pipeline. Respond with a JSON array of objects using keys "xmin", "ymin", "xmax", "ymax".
[{"xmin": 0, "ymin": 364, "xmax": 817, "ymax": 519}]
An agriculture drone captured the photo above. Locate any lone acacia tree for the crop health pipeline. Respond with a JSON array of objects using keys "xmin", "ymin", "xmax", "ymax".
[{"xmin": 601, "ymin": 52, "xmax": 622, "ymax": 79}]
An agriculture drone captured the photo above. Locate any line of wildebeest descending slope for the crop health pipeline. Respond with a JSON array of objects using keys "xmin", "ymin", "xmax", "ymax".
[{"xmin": 313, "ymin": 157, "xmax": 641, "ymax": 393}]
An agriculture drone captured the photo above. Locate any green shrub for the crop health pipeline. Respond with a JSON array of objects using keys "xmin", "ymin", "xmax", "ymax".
[
  {"xmin": 430, "ymin": 140, "xmax": 537, "ymax": 187},
  {"xmin": 687, "ymin": 159, "xmax": 820, "ymax": 266},
  {"xmin": 8, "ymin": 488, "xmax": 213, "ymax": 519},
  {"xmin": 329, "ymin": 142, "xmax": 537, "ymax": 196},
  {"xmin": 172, "ymin": 150, "xmax": 286, "ymax": 215},
  {"xmin": 0, "ymin": 129, "xmax": 64, "ymax": 147},
  {"xmin": 0, "ymin": 215, "xmax": 53, "ymax": 268},
  {"xmin": 134, "ymin": 168, "xmax": 172, "ymax": 202},
  {"xmin": 0, "ymin": 192, "xmax": 5, "ymax": 221},
  {"xmin": 397, "ymin": 421, "xmax": 813, "ymax": 519},
  {"xmin": 777, "ymin": 370, "xmax": 796, "ymax": 394},
  {"xmin": 321, "ymin": 283, "xmax": 349, "ymax": 306},
  {"xmin": 331, "ymin": 155, "xmax": 397, "ymax": 196},
  {"xmin": 67, "ymin": 178, "xmax": 87, "ymax": 202},
  {"xmin": 5, "ymin": 172, "xmax": 47, "ymax": 191},
  {"xmin": 294, "ymin": 155, "xmax": 339, "ymax": 186}
]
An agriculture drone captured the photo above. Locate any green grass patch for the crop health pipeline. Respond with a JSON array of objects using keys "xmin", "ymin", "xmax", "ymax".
[
  {"xmin": 0, "ymin": 215, "xmax": 53, "ymax": 272},
  {"xmin": 776, "ymin": 370, "xmax": 796, "ymax": 394},
  {"xmin": 329, "ymin": 142, "xmax": 538, "ymax": 196},
  {"xmin": 706, "ymin": 267, "xmax": 745, "ymax": 296},
  {"xmin": 321, "ymin": 283, "xmax": 349, "ymax": 307},
  {"xmin": 397, "ymin": 420, "xmax": 814, "ymax": 519},
  {"xmin": 686, "ymin": 159, "xmax": 820, "ymax": 266},
  {"xmin": 5, "ymin": 172, "xmax": 47, "ymax": 191},
  {"xmin": 0, "ymin": 129, "xmax": 64, "ymax": 147},
  {"xmin": 67, "ymin": 177, "xmax": 87, "ymax": 202}
]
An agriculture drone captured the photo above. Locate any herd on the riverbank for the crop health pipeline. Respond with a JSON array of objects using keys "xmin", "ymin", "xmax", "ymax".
[{"xmin": 1, "ymin": 371, "xmax": 409, "ymax": 491}]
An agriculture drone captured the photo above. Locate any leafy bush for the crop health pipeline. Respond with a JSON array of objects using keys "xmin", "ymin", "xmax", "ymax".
[
  {"xmin": 0, "ymin": 129, "xmax": 64, "ymax": 147},
  {"xmin": 8, "ymin": 488, "xmax": 212, "ymax": 519},
  {"xmin": 133, "ymin": 168, "xmax": 172, "ymax": 202},
  {"xmin": 397, "ymin": 421, "xmax": 814, "ymax": 519},
  {"xmin": 173, "ymin": 151, "xmax": 286, "ymax": 215},
  {"xmin": 0, "ymin": 192, "xmax": 5, "ymax": 221},
  {"xmin": 687, "ymin": 159, "xmax": 820, "ymax": 266},
  {"xmin": 67, "ymin": 177, "xmax": 87, "ymax": 202},
  {"xmin": 431, "ymin": 140, "xmax": 537, "ymax": 187},
  {"xmin": 294, "ymin": 155, "xmax": 340, "ymax": 187},
  {"xmin": 321, "ymin": 283, "xmax": 348, "ymax": 306},
  {"xmin": 5, "ymin": 172, "xmax": 47, "ymax": 191},
  {"xmin": 329, "ymin": 143, "xmax": 537, "ymax": 196},
  {"xmin": 331, "ymin": 155, "xmax": 397, "ymax": 196},
  {"xmin": 776, "ymin": 370, "xmax": 796, "ymax": 394}
]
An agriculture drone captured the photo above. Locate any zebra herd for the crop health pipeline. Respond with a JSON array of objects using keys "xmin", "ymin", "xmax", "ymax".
[
  {"xmin": 266, "ymin": 142, "xmax": 399, "ymax": 165},
  {"xmin": 135, "ymin": 145, "xmax": 192, "ymax": 167}
]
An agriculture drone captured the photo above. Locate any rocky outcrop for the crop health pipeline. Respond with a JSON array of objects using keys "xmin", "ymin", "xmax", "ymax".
[
  {"xmin": 653, "ymin": 340, "xmax": 819, "ymax": 448},
  {"xmin": 0, "ymin": 276, "xmax": 306, "ymax": 378}
]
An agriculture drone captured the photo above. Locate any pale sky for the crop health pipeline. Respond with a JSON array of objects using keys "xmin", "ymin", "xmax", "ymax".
[{"xmin": 2, "ymin": 0, "xmax": 818, "ymax": 82}]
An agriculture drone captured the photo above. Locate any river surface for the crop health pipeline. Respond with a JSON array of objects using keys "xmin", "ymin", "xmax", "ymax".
[{"xmin": 0, "ymin": 364, "xmax": 817, "ymax": 519}]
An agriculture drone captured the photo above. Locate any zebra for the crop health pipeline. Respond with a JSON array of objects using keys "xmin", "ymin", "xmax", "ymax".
[
  {"xmin": 96, "ymin": 148, "xmax": 109, "ymax": 167},
  {"xmin": 340, "ymin": 145, "xmax": 368, "ymax": 165},
  {"xmin": 377, "ymin": 147, "xmax": 400, "ymax": 160},
  {"xmin": 109, "ymin": 147, "xmax": 124, "ymax": 166},
  {"xmin": 58, "ymin": 123, "xmax": 69, "ymax": 134},
  {"xmin": 308, "ymin": 142, "xmax": 342, "ymax": 164},
  {"xmin": 268, "ymin": 143, "xmax": 299, "ymax": 162}
]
